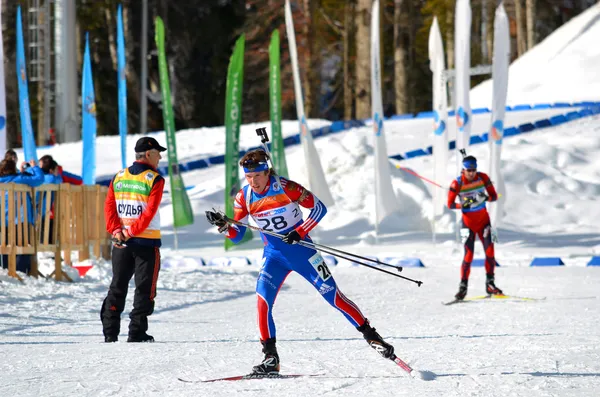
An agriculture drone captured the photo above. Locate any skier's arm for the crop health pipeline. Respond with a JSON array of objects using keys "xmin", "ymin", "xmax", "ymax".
[
  {"xmin": 481, "ymin": 173, "xmax": 498, "ymax": 202},
  {"xmin": 447, "ymin": 180, "xmax": 463, "ymax": 210},
  {"xmin": 282, "ymin": 179, "xmax": 327, "ymax": 237},
  {"xmin": 225, "ymin": 190, "xmax": 249, "ymax": 244}
]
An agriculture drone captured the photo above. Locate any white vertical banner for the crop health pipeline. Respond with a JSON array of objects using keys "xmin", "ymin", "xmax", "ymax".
[
  {"xmin": 454, "ymin": 0, "xmax": 472, "ymax": 157},
  {"xmin": 284, "ymin": 0, "xmax": 334, "ymax": 207},
  {"xmin": 428, "ymin": 17, "xmax": 448, "ymax": 219},
  {"xmin": 0, "ymin": 4, "xmax": 6, "ymax": 154},
  {"xmin": 371, "ymin": 0, "xmax": 398, "ymax": 232},
  {"xmin": 488, "ymin": 3, "xmax": 509, "ymax": 228},
  {"xmin": 454, "ymin": 0, "xmax": 472, "ymax": 236}
]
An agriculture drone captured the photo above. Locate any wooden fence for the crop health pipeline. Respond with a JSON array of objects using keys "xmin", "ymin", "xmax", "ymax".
[{"xmin": 0, "ymin": 183, "xmax": 111, "ymax": 281}]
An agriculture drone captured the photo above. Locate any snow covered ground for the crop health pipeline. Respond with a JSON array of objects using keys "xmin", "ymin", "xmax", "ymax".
[{"xmin": 2, "ymin": 3, "xmax": 600, "ymax": 396}]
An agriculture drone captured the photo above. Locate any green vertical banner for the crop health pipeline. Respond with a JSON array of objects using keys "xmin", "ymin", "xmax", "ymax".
[
  {"xmin": 155, "ymin": 17, "xmax": 194, "ymax": 228},
  {"xmin": 225, "ymin": 35, "xmax": 252, "ymax": 250},
  {"xmin": 268, "ymin": 30, "xmax": 289, "ymax": 178}
]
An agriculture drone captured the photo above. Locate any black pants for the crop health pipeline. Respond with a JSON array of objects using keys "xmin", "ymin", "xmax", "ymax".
[{"xmin": 100, "ymin": 244, "xmax": 161, "ymax": 339}]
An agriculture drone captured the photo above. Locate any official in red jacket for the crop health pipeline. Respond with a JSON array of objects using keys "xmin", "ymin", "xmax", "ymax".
[
  {"xmin": 101, "ymin": 137, "xmax": 166, "ymax": 343},
  {"xmin": 447, "ymin": 155, "xmax": 503, "ymax": 300}
]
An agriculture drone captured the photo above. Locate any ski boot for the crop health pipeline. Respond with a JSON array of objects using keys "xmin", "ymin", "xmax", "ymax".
[
  {"xmin": 251, "ymin": 338, "xmax": 280, "ymax": 376},
  {"xmin": 455, "ymin": 279, "xmax": 468, "ymax": 301},
  {"xmin": 357, "ymin": 319, "xmax": 395, "ymax": 359},
  {"xmin": 485, "ymin": 275, "xmax": 503, "ymax": 296},
  {"xmin": 127, "ymin": 333, "xmax": 154, "ymax": 343}
]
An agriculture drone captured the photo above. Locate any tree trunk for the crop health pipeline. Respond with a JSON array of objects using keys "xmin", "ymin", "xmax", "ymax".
[
  {"xmin": 105, "ymin": 5, "xmax": 117, "ymax": 71},
  {"xmin": 445, "ymin": 0, "xmax": 454, "ymax": 70},
  {"xmin": 481, "ymin": 0, "xmax": 489, "ymax": 63},
  {"xmin": 515, "ymin": 0, "xmax": 527, "ymax": 55},
  {"xmin": 343, "ymin": 0, "xmax": 354, "ymax": 120},
  {"xmin": 486, "ymin": 0, "xmax": 493, "ymax": 64},
  {"xmin": 393, "ymin": 0, "xmax": 407, "ymax": 114},
  {"xmin": 355, "ymin": 0, "xmax": 370, "ymax": 119},
  {"xmin": 302, "ymin": 0, "xmax": 318, "ymax": 117},
  {"xmin": 525, "ymin": 0, "xmax": 536, "ymax": 50}
]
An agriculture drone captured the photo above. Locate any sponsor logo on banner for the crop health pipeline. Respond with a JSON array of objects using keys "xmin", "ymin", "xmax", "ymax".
[
  {"xmin": 433, "ymin": 110, "xmax": 446, "ymax": 136},
  {"xmin": 456, "ymin": 107, "xmax": 469, "ymax": 131},
  {"xmin": 373, "ymin": 113, "xmax": 383, "ymax": 137},
  {"xmin": 85, "ymin": 95, "xmax": 96, "ymax": 116},
  {"xmin": 490, "ymin": 120, "xmax": 504, "ymax": 144},
  {"xmin": 300, "ymin": 116, "xmax": 309, "ymax": 136}
]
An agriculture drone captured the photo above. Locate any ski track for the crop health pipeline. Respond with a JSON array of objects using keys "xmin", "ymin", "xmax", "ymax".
[{"xmin": 1, "ymin": 265, "xmax": 599, "ymax": 396}]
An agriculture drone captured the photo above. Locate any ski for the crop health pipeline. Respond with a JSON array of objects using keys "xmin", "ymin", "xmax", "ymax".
[
  {"xmin": 444, "ymin": 294, "xmax": 545, "ymax": 305},
  {"xmin": 391, "ymin": 354, "xmax": 413, "ymax": 374},
  {"xmin": 179, "ymin": 373, "xmax": 316, "ymax": 383},
  {"xmin": 465, "ymin": 294, "xmax": 546, "ymax": 301}
]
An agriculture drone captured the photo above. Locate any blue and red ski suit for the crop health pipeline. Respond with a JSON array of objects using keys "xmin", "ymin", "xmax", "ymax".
[{"xmin": 226, "ymin": 176, "xmax": 366, "ymax": 342}]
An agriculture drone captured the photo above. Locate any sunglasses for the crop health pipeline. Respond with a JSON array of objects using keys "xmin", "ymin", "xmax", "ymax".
[
  {"xmin": 465, "ymin": 169, "xmax": 477, "ymax": 172},
  {"xmin": 242, "ymin": 159, "xmax": 267, "ymax": 170}
]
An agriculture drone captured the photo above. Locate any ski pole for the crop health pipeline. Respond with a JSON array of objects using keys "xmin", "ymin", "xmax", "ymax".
[
  {"xmin": 305, "ymin": 241, "xmax": 423, "ymax": 286},
  {"xmin": 224, "ymin": 217, "xmax": 423, "ymax": 286},
  {"xmin": 226, "ymin": 216, "xmax": 403, "ymax": 272},
  {"xmin": 395, "ymin": 163, "xmax": 502, "ymax": 199}
]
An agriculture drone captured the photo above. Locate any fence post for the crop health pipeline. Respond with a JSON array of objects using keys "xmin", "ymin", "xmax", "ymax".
[
  {"xmin": 62, "ymin": 184, "xmax": 72, "ymax": 266},
  {"xmin": 7, "ymin": 184, "xmax": 19, "ymax": 280}
]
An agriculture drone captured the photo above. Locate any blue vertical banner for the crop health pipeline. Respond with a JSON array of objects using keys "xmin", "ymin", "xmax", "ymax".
[
  {"xmin": 117, "ymin": 4, "xmax": 127, "ymax": 169},
  {"xmin": 81, "ymin": 33, "xmax": 97, "ymax": 185},
  {"xmin": 16, "ymin": 6, "xmax": 37, "ymax": 161}
]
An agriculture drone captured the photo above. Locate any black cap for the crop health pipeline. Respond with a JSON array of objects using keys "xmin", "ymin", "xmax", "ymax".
[{"xmin": 135, "ymin": 137, "xmax": 167, "ymax": 153}]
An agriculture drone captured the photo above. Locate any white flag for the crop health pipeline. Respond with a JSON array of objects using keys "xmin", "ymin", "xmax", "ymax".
[
  {"xmin": 488, "ymin": 3, "xmax": 509, "ymax": 227},
  {"xmin": 429, "ymin": 17, "xmax": 448, "ymax": 217},
  {"xmin": 454, "ymin": 0, "xmax": 472, "ymax": 155},
  {"xmin": 0, "ymin": 5, "xmax": 6, "ymax": 154},
  {"xmin": 371, "ymin": 0, "xmax": 399, "ymax": 229},
  {"xmin": 284, "ymin": 0, "xmax": 334, "ymax": 207}
]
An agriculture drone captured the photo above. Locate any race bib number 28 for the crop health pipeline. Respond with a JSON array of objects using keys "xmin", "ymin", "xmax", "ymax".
[{"xmin": 308, "ymin": 252, "xmax": 331, "ymax": 281}]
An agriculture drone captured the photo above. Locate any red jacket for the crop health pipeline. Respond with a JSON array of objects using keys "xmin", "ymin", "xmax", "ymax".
[
  {"xmin": 105, "ymin": 161, "xmax": 165, "ymax": 247},
  {"xmin": 447, "ymin": 171, "xmax": 498, "ymax": 232}
]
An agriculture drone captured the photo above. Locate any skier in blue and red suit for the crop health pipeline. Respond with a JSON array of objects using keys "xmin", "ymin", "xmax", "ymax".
[
  {"xmin": 206, "ymin": 149, "xmax": 395, "ymax": 376},
  {"xmin": 448, "ymin": 154, "xmax": 503, "ymax": 300}
]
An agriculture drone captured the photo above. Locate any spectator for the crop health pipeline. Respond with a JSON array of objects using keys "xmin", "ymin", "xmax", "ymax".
[
  {"xmin": 0, "ymin": 158, "xmax": 44, "ymax": 274},
  {"xmin": 39, "ymin": 154, "xmax": 83, "ymax": 185},
  {"xmin": 38, "ymin": 158, "xmax": 62, "ymax": 244},
  {"xmin": 5, "ymin": 149, "xmax": 32, "ymax": 174}
]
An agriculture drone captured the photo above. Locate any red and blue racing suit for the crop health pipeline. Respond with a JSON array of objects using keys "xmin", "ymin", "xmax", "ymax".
[{"xmin": 226, "ymin": 175, "xmax": 366, "ymax": 342}]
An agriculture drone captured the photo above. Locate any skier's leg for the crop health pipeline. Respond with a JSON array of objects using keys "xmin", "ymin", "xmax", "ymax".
[
  {"xmin": 287, "ymin": 244, "xmax": 394, "ymax": 358},
  {"xmin": 456, "ymin": 226, "xmax": 476, "ymax": 300},
  {"xmin": 252, "ymin": 251, "xmax": 290, "ymax": 374},
  {"xmin": 479, "ymin": 225, "xmax": 503, "ymax": 294}
]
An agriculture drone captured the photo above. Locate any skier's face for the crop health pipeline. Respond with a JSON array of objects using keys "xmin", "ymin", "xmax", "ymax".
[
  {"xmin": 464, "ymin": 168, "xmax": 477, "ymax": 181},
  {"xmin": 245, "ymin": 171, "xmax": 270, "ymax": 193}
]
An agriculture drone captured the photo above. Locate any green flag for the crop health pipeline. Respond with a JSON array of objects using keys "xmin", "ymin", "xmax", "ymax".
[
  {"xmin": 155, "ymin": 17, "xmax": 193, "ymax": 228},
  {"xmin": 225, "ymin": 35, "xmax": 252, "ymax": 250},
  {"xmin": 269, "ymin": 30, "xmax": 289, "ymax": 178}
]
